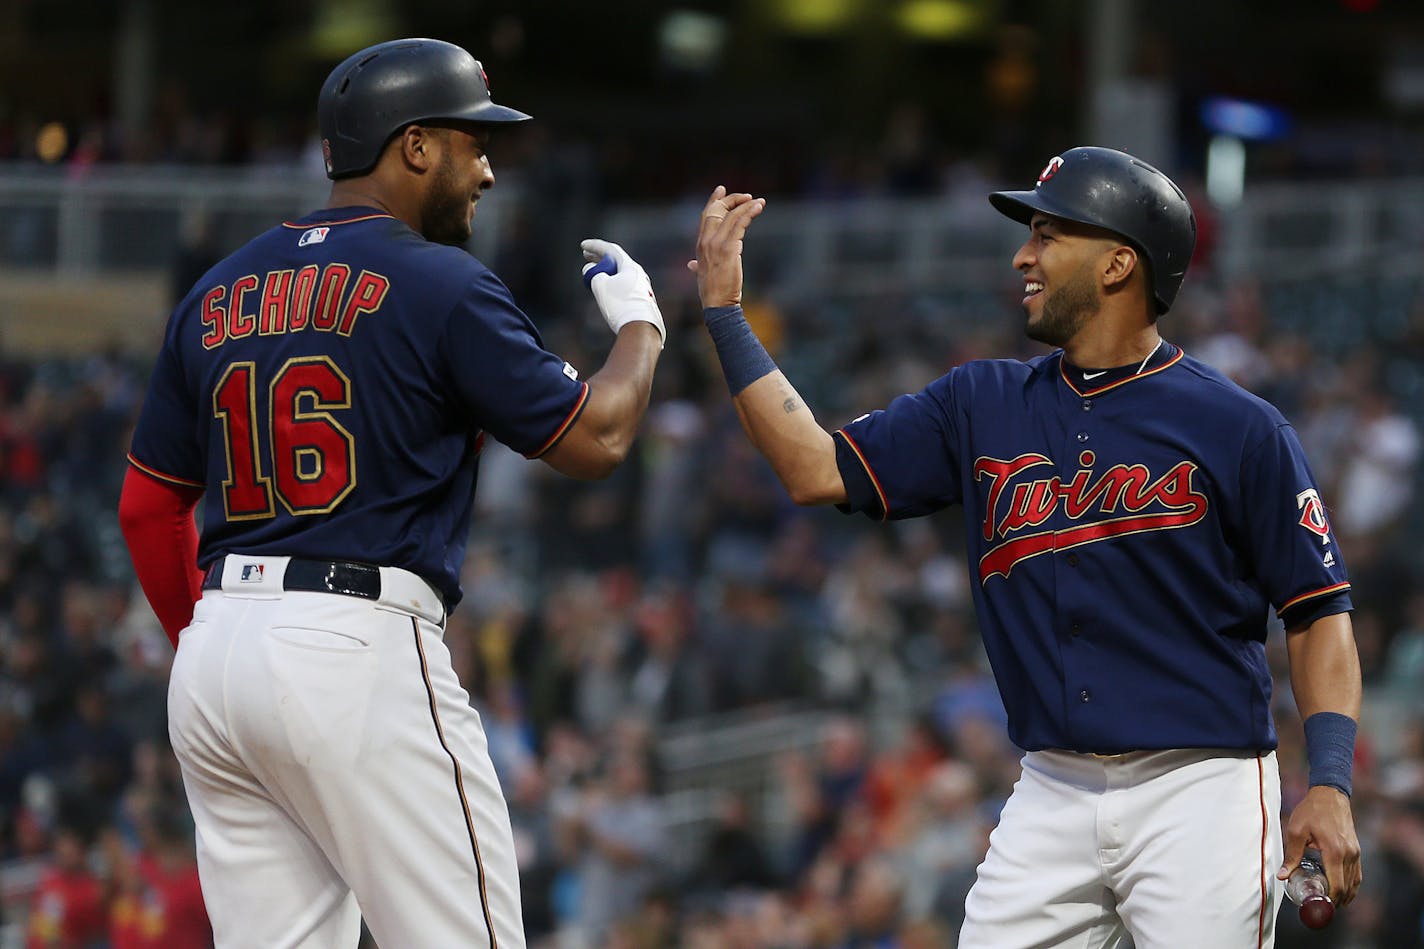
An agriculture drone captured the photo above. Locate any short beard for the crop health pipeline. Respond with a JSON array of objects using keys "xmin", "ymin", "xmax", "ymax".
[
  {"xmin": 1025, "ymin": 266, "xmax": 1098, "ymax": 347},
  {"xmin": 421, "ymin": 155, "xmax": 473, "ymax": 247}
]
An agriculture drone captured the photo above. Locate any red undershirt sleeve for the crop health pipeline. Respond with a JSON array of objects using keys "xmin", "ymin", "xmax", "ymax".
[{"xmin": 118, "ymin": 464, "xmax": 205, "ymax": 648}]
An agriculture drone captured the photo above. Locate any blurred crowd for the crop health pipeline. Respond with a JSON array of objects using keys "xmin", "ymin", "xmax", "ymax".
[{"xmin": 3, "ymin": 175, "xmax": 1424, "ymax": 949}]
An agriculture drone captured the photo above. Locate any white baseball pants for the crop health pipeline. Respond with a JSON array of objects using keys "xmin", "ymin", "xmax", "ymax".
[
  {"xmin": 960, "ymin": 748, "xmax": 1282, "ymax": 949},
  {"xmin": 168, "ymin": 556, "xmax": 524, "ymax": 948}
]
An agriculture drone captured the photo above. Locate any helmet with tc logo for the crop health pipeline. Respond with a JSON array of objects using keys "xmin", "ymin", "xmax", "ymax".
[{"xmin": 990, "ymin": 146, "xmax": 1197, "ymax": 314}]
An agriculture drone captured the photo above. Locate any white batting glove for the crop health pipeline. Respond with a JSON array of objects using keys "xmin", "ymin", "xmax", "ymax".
[{"xmin": 580, "ymin": 239, "xmax": 666, "ymax": 348}]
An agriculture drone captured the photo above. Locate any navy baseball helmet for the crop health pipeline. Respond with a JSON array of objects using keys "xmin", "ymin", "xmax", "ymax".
[
  {"xmin": 318, "ymin": 38, "xmax": 532, "ymax": 180},
  {"xmin": 989, "ymin": 147, "xmax": 1197, "ymax": 314}
]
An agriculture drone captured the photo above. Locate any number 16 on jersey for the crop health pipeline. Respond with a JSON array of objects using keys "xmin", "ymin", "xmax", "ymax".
[{"xmin": 213, "ymin": 355, "xmax": 356, "ymax": 522}]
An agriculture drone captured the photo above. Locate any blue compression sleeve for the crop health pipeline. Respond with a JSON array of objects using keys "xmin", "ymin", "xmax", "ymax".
[
  {"xmin": 1303, "ymin": 711, "xmax": 1357, "ymax": 797},
  {"xmin": 704, "ymin": 305, "xmax": 778, "ymax": 396}
]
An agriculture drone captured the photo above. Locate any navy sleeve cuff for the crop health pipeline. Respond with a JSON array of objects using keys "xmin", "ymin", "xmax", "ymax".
[
  {"xmin": 1280, "ymin": 591, "xmax": 1352, "ymax": 632},
  {"xmin": 833, "ymin": 432, "xmax": 884, "ymax": 520}
]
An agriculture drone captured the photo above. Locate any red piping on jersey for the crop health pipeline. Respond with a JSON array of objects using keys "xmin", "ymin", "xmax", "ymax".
[
  {"xmin": 127, "ymin": 453, "xmax": 206, "ymax": 489},
  {"xmin": 280, "ymin": 213, "xmax": 396, "ymax": 229},
  {"xmin": 1058, "ymin": 346, "xmax": 1185, "ymax": 397},
  {"xmin": 1277, "ymin": 581, "xmax": 1351, "ymax": 617},
  {"xmin": 836, "ymin": 430, "xmax": 889, "ymax": 522},
  {"xmin": 527, "ymin": 382, "xmax": 589, "ymax": 459},
  {"xmin": 1256, "ymin": 755, "xmax": 1268, "ymax": 949},
  {"xmin": 411, "ymin": 617, "xmax": 498, "ymax": 949}
]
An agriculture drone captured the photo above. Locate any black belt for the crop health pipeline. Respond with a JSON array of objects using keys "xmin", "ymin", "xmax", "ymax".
[{"xmin": 202, "ymin": 557, "xmax": 382, "ymax": 601}]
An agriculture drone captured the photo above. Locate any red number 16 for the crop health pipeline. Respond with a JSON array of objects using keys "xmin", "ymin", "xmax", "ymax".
[{"xmin": 213, "ymin": 356, "xmax": 356, "ymax": 521}]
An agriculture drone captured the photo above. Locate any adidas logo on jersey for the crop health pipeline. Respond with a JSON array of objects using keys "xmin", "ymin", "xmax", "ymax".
[
  {"xmin": 1323, "ymin": 550, "xmax": 1336, "ymax": 568},
  {"xmin": 240, "ymin": 563, "xmax": 265, "ymax": 582},
  {"xmin": 298, "ymin": 227, "xmax": 330, "ymax": 247}
]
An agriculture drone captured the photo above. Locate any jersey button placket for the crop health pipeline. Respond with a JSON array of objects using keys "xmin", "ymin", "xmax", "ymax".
[
  {"xmin": 1052, "ymin": 431, "xmax": 1092, "ymax": 736},
  {"xmin": 1065, "ymin": 416, "xmax": 1091, "ymax": 569}
]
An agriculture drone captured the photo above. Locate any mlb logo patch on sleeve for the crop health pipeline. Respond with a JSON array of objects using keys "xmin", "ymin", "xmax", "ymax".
[{"xmin": 298, "ymin": 227, "xmax": 330, "ymax": 247}]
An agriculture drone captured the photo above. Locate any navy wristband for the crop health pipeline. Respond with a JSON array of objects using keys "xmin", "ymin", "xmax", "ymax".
[
  {"xmin": 704, "ymin": 305, "xmax": 778, "ymax": 396},
  {"xmin": 1303, "ymin": 711, "xmax": 1357, "ymax": 797}
]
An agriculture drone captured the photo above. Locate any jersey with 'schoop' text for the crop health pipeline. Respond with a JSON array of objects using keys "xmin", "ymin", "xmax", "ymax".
[
  {"xmin": 127, "ymin": 207, "xmax": 588, "ymax": 608},
  {"xmin": 834, "ymin": 342, "xmax": 1351, "ymax": 754}
]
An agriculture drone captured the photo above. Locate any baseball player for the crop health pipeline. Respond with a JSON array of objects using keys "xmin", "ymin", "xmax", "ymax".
[
  {"xmin": 691, "ymin": 149, "xmax": 1363, "ymax": 947},
  {"xmin": 117, "ymin": 38, "xmax": 666, "ymax": 948}
]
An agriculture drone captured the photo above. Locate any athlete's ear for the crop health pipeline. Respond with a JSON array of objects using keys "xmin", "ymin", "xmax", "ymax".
[
  {"xmin": 400, "ymin": 124, "xmax": 435, "ymax": 172},
  {"xmin": 1100, "ymin": 244, "xmax": 1140, "ymax": 293}
]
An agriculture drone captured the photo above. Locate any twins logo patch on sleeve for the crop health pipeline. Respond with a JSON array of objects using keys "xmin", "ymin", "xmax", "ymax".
[{"xmin": 1296, "ymin": 488, "xmax": 1331, "ymax": 543}]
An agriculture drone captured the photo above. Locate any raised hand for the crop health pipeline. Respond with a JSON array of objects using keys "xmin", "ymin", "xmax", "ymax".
[{"xmin": 688, "ymin": 185, "xmax": 766, "ymax": 308}]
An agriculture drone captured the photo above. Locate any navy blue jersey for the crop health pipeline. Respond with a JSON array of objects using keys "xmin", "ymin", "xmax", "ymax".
[
  {"xmin": 834, "ymin": 344, "xmax": 1351, "ymax": 754},
  {"xmin": 129, "ymin": 207, "xmax": 588, "ymax": 607}
]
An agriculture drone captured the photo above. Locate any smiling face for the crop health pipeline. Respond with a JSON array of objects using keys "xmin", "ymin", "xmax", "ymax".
[
  {"xmin": 419, "ymin": 124, "xmax": 494, "ymax": 246},
  {"xmin": 1011, "ymin": 213, "xmax": 1130, "ymax": 347}
]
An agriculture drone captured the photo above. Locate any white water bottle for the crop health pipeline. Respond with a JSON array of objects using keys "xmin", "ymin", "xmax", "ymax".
[{"xmin": 1285, "ymin": 847, "xmax": 1334, "ymax": 929}]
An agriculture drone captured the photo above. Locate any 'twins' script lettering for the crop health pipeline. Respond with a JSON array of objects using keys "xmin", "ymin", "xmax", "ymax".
[{"xmin": 973, "ymin": 452, "xmax": 1208, "ymax": 582}]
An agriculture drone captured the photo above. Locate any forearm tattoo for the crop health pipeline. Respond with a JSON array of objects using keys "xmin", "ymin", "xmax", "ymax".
[{"xmin": 780, "ymin": 382, "xmax": 801, "ymax": 414}]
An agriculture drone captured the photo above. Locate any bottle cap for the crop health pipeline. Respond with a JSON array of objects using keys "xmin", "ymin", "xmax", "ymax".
[{"xmin": 1300, "ymin": 894, "xmax": 1334, "ymax": 929}]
